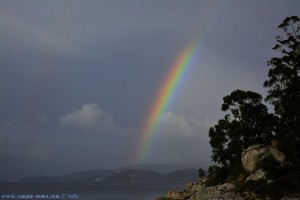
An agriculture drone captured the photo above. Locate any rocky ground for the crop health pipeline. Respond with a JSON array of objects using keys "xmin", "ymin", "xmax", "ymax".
[
  {"xmin": 157, "ymin": 144, "xmax": 300, "ymax": 200},
  {"xmin": 157, "ymin": 179, "xmax": 244, "ymax": 200},
  {"xmin": 157, "ymin": 178, "xmax": 300, "ymax": 200}
]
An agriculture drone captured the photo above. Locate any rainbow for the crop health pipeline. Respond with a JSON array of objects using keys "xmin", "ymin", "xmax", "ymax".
[{"xmin": 134, "ymin": 39, "xmax": 201, "ymax": 163}]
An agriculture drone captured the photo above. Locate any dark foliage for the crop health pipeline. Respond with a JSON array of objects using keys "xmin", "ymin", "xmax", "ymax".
[
  {"xmin": 240, "ymin": 162, "xmax": 300, "ymax": 199},
  {"xmin": 198, "ymin": 168, "xmax": 205, "ymax": 178},
  {"xmin": 207, "ymin": 16, "xmax": 300, "ymax": 198},
  {"xmin": 209, "ymin": 90, "xmax": 277, "ymax": 180},
  {"xmin": 264, "ymin": 16, "xmax": 300, "ymax": 163},
  {"xmin": 207, "ymin": 165, "xmax": 228, "ymax": 185},
  {"xmin": 259, "ymin": 155, "xmax": 284, "ymax": 180},
  {"xmin": 246, "ymin": 179, "xmax": 268, "ymax": 199}
]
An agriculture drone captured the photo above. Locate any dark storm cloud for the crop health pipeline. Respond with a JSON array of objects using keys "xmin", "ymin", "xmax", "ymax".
[
  {"xmin": 0, "ymin": 0, "xmax": 217, "ymax": 126},
  {"xmin": 0, "ymin": 0, "xmax": 299, "ymax": 180},
  {"xmin": 0, "ymin": 116, "xmax": 137, "ymax": 180}
]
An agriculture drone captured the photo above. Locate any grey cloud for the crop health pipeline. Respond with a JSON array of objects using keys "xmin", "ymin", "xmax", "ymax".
[
  {"xmin": 59, "ymin": 103, "xmax": 114, "ymax": 130},
  {"xmin": 0, "ymin": 124, "xmax": 51, "ymax": 161},
  {"xmin": 0, "ymin": 121, "xmax": 137, "ymax": 180},
  {"xmin": 140, "ymin": 112, "xmax": 213, "ymax": 166},
  {"xmin": 159, "ymin": 112, "xmax": 215, "ymax": 136},
  {"xmin": 0, "ymin": 0, "xmax": 299, "ymax": 180},
  {"xmin": 37, "ymin": 115, "xmax": 50, "ymax": 124},
  {"xmin": 0, "ymin": 10, "xmax": 73, "ymax": 51},
  {"xmin": 59, "ymin": 103, "xmax": 136, "ymax": 134},
  {"xmin": 161, "ymin": 112, "xmax": 196, "ymax": 136}
]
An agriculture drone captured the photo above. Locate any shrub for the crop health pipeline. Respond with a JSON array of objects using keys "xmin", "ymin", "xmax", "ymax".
[
  {"xmin": 207, "ymin": 165, "xmax": 228, "ymax": 185},
  {"xmin": 198, "ymin": 168, "xmax": 205, "ymax": 179},
  {"xmin": 259, "ymin": 155, "xmax": 283, "ymax": 180},
  {"xmin": 246, "ymin": 179, "xmax": 267, "ymax": 199}
]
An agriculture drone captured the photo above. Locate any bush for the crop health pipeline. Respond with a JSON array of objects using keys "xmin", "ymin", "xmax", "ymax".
[
  {"xmin": 198, "ymin": 168, "xmax": 205, "ymax": 178},
  {"xmin": 246, "ymin": 179, "xmax": 267, "ymax": 199},
  {"xmin": 251, "ymin": 160, "xmax": 300, "ymax": 199},
  {"xmin": 259, "ymin": 155, "xmax": 283, "ymax": 180},
  {"xmin": 226, "ymin": 161, "xmax": 244, "ymax": 182},
  {"xmin": 207, "ymin": 165, "xmax": 228, "ymax": 185}
]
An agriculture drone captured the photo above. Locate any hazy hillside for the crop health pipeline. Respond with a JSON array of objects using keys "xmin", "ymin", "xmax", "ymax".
[
  {"xmin": 20, "ymin": 165, "xmax": 202, "ymax": 183},
  {"xmin": 104, "ymin": 169, "xmax": 166, "ymax": 183},
  {"xmin": 69, "ymin": 169, "xmax": 116, "ymax": 181},
  {"xmin": 119, "ymin": 163, "xmax": 202, "ymax": 175},
  {"xmin": 104, "ymin": 168, "xmax": 199, "ymax": 183},
  {"xmin": 165, "ymin": 169, "xmax": 198, "ymax": 182},
  {"xmin": 21, "ymin": 169, "xmax": 115, "ymax": 182}
]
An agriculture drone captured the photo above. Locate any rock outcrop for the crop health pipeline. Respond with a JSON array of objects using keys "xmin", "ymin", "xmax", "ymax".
[
  {"xmin": 245, "ymin": 169, "xmax": 266, "ymax": 182},
  {"xmin": 158, "ymin": 178, "xmax": 300, "ymax": 200},
  {"xmin": 157, "ymin": 179, "xmax": 246, "ymax": 200},
  {"xmin": 241, "ymin": 144, "xmax": 285, "ymax": 173},
  {"xmin": 158, "ymin": 144, "xmax": 300, "ymax": 200}
]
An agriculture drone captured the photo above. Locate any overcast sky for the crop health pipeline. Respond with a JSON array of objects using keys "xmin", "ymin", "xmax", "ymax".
[{"xmin": 0, "ymin": 0, "xmax": 299, "ymax": 180}]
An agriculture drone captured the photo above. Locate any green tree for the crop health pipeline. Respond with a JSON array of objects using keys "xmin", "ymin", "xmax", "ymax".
[
  {"xmin": 263, "ymin": 16, "xmax": 300, "ymax": 162},
  {"xmin": 209, "ymin": 90, "xmax": 277, "ymax": 180}
]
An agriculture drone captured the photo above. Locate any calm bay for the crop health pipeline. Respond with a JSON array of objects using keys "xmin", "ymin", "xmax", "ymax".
[{"xmin": 0, "ymin": 182, "xmax": 185, "ymax": 200}]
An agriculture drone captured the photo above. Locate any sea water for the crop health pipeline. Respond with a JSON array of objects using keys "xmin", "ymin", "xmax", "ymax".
[{"xmin": 0, "ymin": 182, "xmax": 185, "ymax": 200}]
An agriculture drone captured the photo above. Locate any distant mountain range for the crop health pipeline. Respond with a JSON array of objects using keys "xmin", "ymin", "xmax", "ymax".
[
  {"xmin": 105, "ymin": 169, "xmax": 198, "ymax": 183},
  {"xmin": 20, "ymin": 163, "xmax": 202, "ymax": 183},
  {"xmin": 20, "ymin": 169, "xmax": 115, "ymax": 183},
  {"xmin": 119, "ymin": 163, "xmax": 202, "ymax": 175}
]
